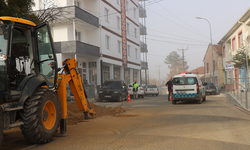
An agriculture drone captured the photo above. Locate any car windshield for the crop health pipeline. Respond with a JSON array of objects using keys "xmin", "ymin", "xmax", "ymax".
[
  {"xmin": 102, "ymin": 81, "xmax": 121, "ymax": 89},
  {"xmin": 173, "ymin": 77, "xmax": 197, "ymax": 85},
  {"xmin": 148, "ymin": 85, "xmax": 157, "ymax": 88}
]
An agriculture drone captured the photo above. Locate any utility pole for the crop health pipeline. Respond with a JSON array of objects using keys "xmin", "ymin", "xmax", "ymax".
[
  {"xmin": 156, "ymin": 65, "xmax": 161, "ymax": 87},
  {"xmin": 178, "ymin": 47, "xmax": 188, "ymax": 72}
]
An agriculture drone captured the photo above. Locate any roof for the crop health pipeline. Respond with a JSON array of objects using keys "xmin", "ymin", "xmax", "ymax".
[
  {"xmin": 213, "ymin": 45, "xmax": 222, "ymax": 55},
  {"xmin": 188, "ymin": 66, "xmax": 204, "ymax": 74},
  {"xmin": 203, "ymin": 44, "xmax": 222, "ymax": 60},
  {"xmin": 0, "ymin": 16, "xmax": 36, "ymax": 26},
  {"xmin": 218, "ymin": 7, "xmax": 250, "ymax": 44}
]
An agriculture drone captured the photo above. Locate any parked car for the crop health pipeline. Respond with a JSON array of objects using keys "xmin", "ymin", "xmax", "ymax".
[
  {"xmin": 98, "ymin": 80, "xmax": 128, "ymax": 102},
  {"xmin": 172, "ymin": 73, "xmax": 206, "ymax": 104},
  {"xmin": 204, "ymin": 82, "xmax": 217, "ymax": 95},
  {"xmin": 128, "ymin": 85, "xmax": 145, "ymax": 98},
  {"xmin": 144, "ymin": 84, "xmax": 159, "ymax": 96}
]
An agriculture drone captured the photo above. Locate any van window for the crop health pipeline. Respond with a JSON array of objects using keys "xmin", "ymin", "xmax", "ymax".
[
  {"xmin": 102, "ymin": 81, "xmax": 121, "ymax": 89},
  {"xmin": 173, "ymin": 77, "xmax": 197, "ymax": 85},
  {"xmin": 148, "ymin": 85, "xmax": 157, "ymax": 88}
]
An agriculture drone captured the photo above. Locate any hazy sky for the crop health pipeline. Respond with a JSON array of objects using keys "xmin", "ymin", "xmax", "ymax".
[{"xmin": 144, "ymin": 0, "xmax": 250, "ymax": 82}]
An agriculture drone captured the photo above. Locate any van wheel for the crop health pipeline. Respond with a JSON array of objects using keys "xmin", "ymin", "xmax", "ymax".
[
  {"xmin": 197, "ymin": 98, "xmax": 202, "ymax": 104},
  {"xmin": 19, "ymin": 88, "xmax": 61, "ymax": 144},
  {"xmin": 203, "ymin": 96, "xmax": 206, "ymax": 101}
]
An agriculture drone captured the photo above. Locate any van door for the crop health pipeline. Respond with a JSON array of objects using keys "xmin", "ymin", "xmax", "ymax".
[{"xmin": 173, "ymin": 77, "xmax": 197, "ymax": 98}]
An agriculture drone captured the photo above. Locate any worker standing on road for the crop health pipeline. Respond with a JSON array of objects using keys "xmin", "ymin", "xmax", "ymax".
[
  {"xmin": 165, "ymin": 78, "xmax": 173, "ymax": 101},
  {"xmin": 132, "ymin": 80, "xmax": 139, "ymax": 100}
]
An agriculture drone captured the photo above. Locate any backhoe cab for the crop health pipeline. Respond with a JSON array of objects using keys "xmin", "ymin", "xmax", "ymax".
[{"xmin": 0, "ymin": 17, "xmax": 95, "ymax": 147}]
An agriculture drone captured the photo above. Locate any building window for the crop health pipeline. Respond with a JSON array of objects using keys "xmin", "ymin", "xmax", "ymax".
[
  {"xmin": 125, "ymin": 68, "xmax": 130, "ymax": 85},
  {"xmin": 105, "ymin": 35, "xmax": 110, "ymax": 49},
  {"xmin": 128, "ymin": 45, "xmax": 131, "ymax": 56},
  {"xmin": 232, "ymin": 37, "xmax": 236, "ymax": 51},
  {"xmin": 134, "ymin": 8, "xmax": 136, "ymax": 18},
  {"xmin": 105, "ymin": 8, "xmax": 109, "ymax": 22},
  {"xmin": 126, "ymin": 1, "xmax": 129, "ymax": 12},
  {"xmin": 117, "ymin": 16, "xmax": 121, "ymax": 29},
  {"xmin": 207, "ymin": 63, "xmax": 209, "ymax": 73},
  {"xmin": 89, "ymin": 62, "xmax": 97, "ymax": 85},
  {"xmin": 134, "ymin": 28, "xmax": 137, "ymax": 38},
  {"xmin": 114, "ymin": 66, "xmax": 120, "ymax": 80},
  {"xmin": 135, "ymin": 48, "xmax": 138, "ymax": 59},
  {"xmin": 75, "ymin": 30, "xmax": 81, "ymax": 41},
  {"xmin": 238, "ymin": 31, "xmax": 243, "ymax": 48},
  {"xmin": 74, "ymin": 1, "xmax": 80, "ymax": 7},
  {"xmin": 103, "ymin": 66, "xmax": 110, "ymax": 82},
  {"xmin": 133, "ymin": 70, "xmax": 137, "ymax": 81},
  {"xmin": 213, "ymin": 60, "xmax": 215, "ymax": 71},
  {"xmin": 118, "ymin": 40, "xmax": 121, "ymax": 53},
  {"xmin": 127, "ymin": 23, "xmax": 129, "ymax": 35},
  {"xmin": 223, "ymin": 46, "xmax": 225, "ymax": 58}
]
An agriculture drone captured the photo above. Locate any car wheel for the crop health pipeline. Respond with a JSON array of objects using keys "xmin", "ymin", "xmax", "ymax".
[
  {"xmin": 172, "ymin": 100, "xmax": 176, "ymax": 105},
  {"xmin": 142, "ymin": 95, "xmax": 144, "ymax": 98},
  {"xmin": 118, "ymin": 95, "xmax": 122, "ymax": 102},
  {"xmin": 156, "ymin": 94, "xmax": 159, "ymax": 96}
]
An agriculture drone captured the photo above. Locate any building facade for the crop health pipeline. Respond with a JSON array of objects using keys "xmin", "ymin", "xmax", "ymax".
[
  {"xmin": 33, "ymin": 0, "xmax": 142, "ymax": 92},
  {"xmin": 218, "ymin": 8, "xmax": 250, "ymax": 90},
  {"xmin": 203, "ymin": 44, "xmax": 223, "ymax": 91}
]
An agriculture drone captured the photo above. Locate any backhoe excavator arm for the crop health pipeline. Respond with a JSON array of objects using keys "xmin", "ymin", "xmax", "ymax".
[{"xmin": 56, "ymin": 58, "xmax": 95, "ymax": 135}]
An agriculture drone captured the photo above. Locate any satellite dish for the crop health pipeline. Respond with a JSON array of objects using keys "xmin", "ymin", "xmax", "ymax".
[{"xmin": 244, "ymin": 31, "xmax": 248, "ymax": 40}]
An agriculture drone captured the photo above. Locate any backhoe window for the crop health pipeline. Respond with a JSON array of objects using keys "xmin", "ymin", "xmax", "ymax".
[
  {"xmin": 36, "ymin": 25, "xmax": 55, "ymax": 88},
  {"xmin": 0, "ymin": 24, "xmax": 9, "ymax": 92}
]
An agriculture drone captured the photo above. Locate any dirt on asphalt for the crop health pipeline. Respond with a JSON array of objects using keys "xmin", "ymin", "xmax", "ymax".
[{"xmin": 67, "ymin": 101, "xmax": 127, "ymax": 125}]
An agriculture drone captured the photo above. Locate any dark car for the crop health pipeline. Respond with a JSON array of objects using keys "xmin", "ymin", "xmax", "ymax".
[
  {"xmin": 98, "ymin": 80, "xmax": 128, "ymax": 102},
  {"xmin": 204, "ymin": 82, "xmax": 217, "ymax": 95}
]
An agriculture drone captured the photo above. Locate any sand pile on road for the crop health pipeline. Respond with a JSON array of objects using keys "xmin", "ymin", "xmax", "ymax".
[{"xmin": 67, "ymin": 101, "xmax": 127, "ymax": 125}]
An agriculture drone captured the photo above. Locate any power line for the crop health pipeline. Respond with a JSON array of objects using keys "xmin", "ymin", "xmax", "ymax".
[{"xmin": 156, "ymin": 3, "xmax": 210, "ymax": 40}]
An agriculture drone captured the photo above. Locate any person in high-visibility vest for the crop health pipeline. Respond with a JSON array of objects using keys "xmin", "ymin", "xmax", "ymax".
[{"xmin": 132, "ymin": 80, "xmax": 139, "ymax": 100}]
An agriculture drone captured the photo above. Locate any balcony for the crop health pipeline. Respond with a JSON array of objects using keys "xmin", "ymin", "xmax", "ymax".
[
  {"xmin": 140, "ymin": 23, "xmax": 147, "ymax": 35},
  {"xmin": 35, "ymin": 6, "xmax": 99, "ymax": 28},
  {"xmin": 54, "ymin": 41, "xmax": 100, "ymax": 57},
  {"xmin": 139, "ymin": 4, "xmax": 147, "ymax": 18},
  {"xmin": 140, "ymin": 41, "xmax": 148, "ymax": 53},
  {"xmin": 141, "ymin": 61, "xmax": 148, "ymax": 69}
]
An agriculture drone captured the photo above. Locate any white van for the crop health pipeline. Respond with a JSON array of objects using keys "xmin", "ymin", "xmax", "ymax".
[{"xmin": 171, "ymin": 73, "xmax": 206, "ymax": 104}]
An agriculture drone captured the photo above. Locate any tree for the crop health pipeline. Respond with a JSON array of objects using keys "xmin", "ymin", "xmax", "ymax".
[
  {"xmin": 149, "ymin": 78, "xmax": 159, "ymax": 86},
  {"xmin": 164, "ymin": 51, "xmax": 189, "ymax": 78},
  {"xmin": 231, "ymin": 46, "xmax": 250, "ymax": 68},
  {"xmin": 35, "ymin": 0, "xmax": 72, "ymax": 23},
  {"xmin": 0, "ymin": 0, "xmax": 40, "ymax": 24},
  {"xmin": 0, "ymin": 0, "xmax": 71, "ymax": 24}
]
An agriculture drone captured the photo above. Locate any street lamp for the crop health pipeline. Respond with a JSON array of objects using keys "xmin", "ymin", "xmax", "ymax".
[{"xmin": 196, "ymin": 17, "xmax": 215, "ymax": 84}]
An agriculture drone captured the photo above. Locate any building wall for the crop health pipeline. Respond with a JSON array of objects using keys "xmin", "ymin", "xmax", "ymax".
[
  {"xmin": 33, "ymin": 0, "xmax": 141, "ymax": 86},
  {"xmin": 100, "ymin": 0, "xmax": 141, "ymax": 84}
]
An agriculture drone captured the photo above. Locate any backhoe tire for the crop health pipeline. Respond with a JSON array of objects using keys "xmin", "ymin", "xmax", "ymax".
[
  {"xmin": 0, "ymin": 106, "xmax": 3, "ymax": 149},
  {"xmin": 19, "ymin": 87, "xmax": 61, "ymax": 144}
]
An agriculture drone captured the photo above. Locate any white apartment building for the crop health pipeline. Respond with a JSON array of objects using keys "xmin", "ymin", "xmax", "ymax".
[{"xmin": 33, "ymin": 0, "xmax": 141, "ymax": 88}]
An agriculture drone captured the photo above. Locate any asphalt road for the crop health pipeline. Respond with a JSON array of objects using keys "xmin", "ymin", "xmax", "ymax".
[{"xmin": 3, "ymin": 94, "xmax": 250, "ymax": 150}]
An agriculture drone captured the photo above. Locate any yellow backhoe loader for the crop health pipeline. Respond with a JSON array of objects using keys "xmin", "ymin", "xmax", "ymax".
[{"xmin": 0, "ymin": 16, "xmax": 95, "ymax": 148}]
